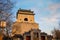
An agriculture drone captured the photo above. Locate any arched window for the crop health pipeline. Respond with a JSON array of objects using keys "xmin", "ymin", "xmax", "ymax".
[{"xmin": 24, "ymin": 18, "xmax": 28, "ymax": 21}]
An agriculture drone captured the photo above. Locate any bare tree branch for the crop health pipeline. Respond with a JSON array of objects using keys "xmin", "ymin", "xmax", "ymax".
[{"xmin": 0, "ymin": 0, "xmax": 14, "ymax": 36}]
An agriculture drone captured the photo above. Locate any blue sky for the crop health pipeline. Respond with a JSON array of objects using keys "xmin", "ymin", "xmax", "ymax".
[{"xmin": 13, "ymin": 0, "xmax": 60, "ymax": 35}]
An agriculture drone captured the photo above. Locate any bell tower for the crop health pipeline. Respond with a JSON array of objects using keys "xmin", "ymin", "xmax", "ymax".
[
  {"xmin": 16, "ymin": 9, "xmax": 35, "ymax": 23},
  {"xmin": 12, "ymin": 9, "xmax": 39, "ymax": 35}
]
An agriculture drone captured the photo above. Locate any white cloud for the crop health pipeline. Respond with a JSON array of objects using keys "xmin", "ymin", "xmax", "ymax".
[{"xmin": 40, "ymin": 4, "xmax": 60, "ymax": 34}]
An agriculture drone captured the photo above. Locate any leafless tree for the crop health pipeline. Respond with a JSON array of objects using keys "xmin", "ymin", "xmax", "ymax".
[
  {"xmin": 0, "ymin": 0, "xmax": 14, "ymax": 36},
  {"xmin": 52, "ymin": 24, "xmax": 60, "ymax": 40}
]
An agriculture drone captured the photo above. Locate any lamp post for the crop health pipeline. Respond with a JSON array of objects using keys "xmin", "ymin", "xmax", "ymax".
[{"xmin": 0, "ymin": 20, "xmax": 6, "ymax": 35}]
